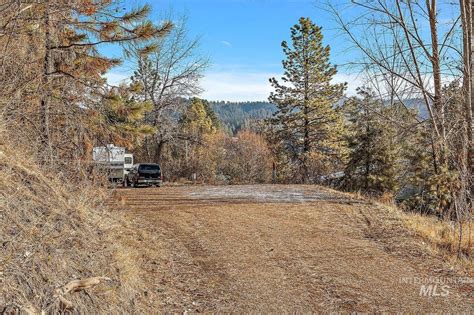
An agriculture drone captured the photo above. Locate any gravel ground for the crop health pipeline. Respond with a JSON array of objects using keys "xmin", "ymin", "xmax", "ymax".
[{"xmin": 112, "ymin": 185, "xmax": 473, "ymax": 313}]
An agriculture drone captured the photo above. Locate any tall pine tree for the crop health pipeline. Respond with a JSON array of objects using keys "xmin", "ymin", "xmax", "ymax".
[
  {"xmin": 269, "ymin": 17, "xmax": 346, "ymax": 183},
  {"xmin": 10, "ymin": 1, "xmax": 172, "ymax": 162},
  {"xmin": 180, "ymin": 98, "xmax": 220, "ymax": 138},
  {"xmin": 342, "ymin": 88, "xmax": 399, "ymax": 195}
]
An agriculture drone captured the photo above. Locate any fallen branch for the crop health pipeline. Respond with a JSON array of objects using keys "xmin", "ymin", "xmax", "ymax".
[{"xmin": 52, "ymin": 276, "xmax": 111, "ymax": 310}]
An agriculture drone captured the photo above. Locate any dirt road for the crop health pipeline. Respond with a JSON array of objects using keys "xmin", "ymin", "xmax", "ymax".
[{"xmin": 114, "ymin": 185, "xmax": 473, "ymax": 312}]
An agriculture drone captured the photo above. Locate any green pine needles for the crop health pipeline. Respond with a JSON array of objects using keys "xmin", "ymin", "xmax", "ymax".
[{"xmin": 269, "ymin": 17, "xmax": 346, "ymax": 183}]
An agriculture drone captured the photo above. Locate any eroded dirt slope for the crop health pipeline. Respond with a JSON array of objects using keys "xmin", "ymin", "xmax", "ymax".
[{"xmin": 111, "ymin": 185, "xmax": 473, "ymax": 313}]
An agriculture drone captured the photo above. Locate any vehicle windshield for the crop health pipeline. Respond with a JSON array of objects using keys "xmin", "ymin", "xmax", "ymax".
[
  {"xmin": 138, "ymin": 164, "xmax": 161, "ymax": 173},
  {"xmin": 124, "ymin": 157, "xmax": 133, "ymax": 164}
]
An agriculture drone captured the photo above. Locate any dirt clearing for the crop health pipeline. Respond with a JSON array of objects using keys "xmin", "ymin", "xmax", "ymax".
[{"xmin": 112, "ymin": 185, "xmax": 473, "ymax": 312}]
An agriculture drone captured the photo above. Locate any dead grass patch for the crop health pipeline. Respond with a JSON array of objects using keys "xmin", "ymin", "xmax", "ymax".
[
  {"xmin": 372, "ymin": 200, "xmax": 473, "ymax": 273},
  {"xmin": 401, "ymin": 212, "xmax": 472, "ymax": 261},
  {"xmin": 315, "ymin": 186, "xmax": 473, "ymax": 272},
  {"xmin": 0, "ymin": 131, "xmax": 146, "ymax": 313}
]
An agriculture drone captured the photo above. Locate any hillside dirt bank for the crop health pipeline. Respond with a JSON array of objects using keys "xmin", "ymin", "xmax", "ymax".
[{"xmin": 110, "ymin": 185, "xmax": 473, "ymax": 313}]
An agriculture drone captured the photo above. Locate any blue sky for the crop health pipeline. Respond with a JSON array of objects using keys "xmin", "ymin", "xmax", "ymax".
[
  {"xmin": 104, "ymin": 0, "xmax": 360, "ymax": 101},
  {"xmin": 104, "ymin": 0, "xmax": 459, "ymax": 101}
]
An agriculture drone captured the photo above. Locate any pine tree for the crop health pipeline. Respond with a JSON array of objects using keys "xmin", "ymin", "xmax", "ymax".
[
  {"xmin": 11, "ymin": 1, "xmax": 172, "ymax": 161},
  {"xmin": 98, "ymin": 83, "xmax": 155, "ymax": 148},
  {"xmin": 269, "ymin": 17, "xmax": 346, "ymax": 183},
  {"xmin": 202, "ymin": 99, "xmax": 221, "ymax": 131},
  {"xmin": 403, "ymin": 82, "xmax": 465, "ymax": 217},
  {"xmin": 342, "ymin": 88, "xmax": 399, "ymax": 195},
  {"xmin": 180, "ymin": 98, "xmax": 220, "ymax": 138},
  {"xmin": 174, "ymin": 98, "xmax": 220, "ymax": 179}
]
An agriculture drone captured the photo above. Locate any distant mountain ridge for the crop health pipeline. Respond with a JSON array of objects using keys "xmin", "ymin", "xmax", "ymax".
[
  {"xmin": 209, "ymin": 98, "xmax": 427, "ymax": 135},
  {"xmin": 209, "ymin": 101, "xmax": 276, "ymax": 134}
]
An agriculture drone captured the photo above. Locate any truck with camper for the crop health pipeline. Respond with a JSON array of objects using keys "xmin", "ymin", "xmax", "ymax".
[{"xmin": 92, "ymin": 144, "xmax": 133, "ymax": 184}]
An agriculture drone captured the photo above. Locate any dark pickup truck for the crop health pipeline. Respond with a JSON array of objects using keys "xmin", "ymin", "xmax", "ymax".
[{"xmin": 125, "ymin": 163, "xmax": 163, "ymax": 187}]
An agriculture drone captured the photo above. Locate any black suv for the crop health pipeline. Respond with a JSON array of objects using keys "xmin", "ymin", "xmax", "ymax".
[{"xmin": 125, "ymin": 163, "xmax": 163, "ymax": 187}]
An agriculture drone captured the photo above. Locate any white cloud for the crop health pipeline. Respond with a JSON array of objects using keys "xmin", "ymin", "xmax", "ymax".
[
  {"xmin": 201, "ymin": 70, "xmax": 363, "ymax": 101},
  {"xmin": 103, "ymin": 68, "xmax": 363, "ymax": 101},
  {"xmin": 333, "ymin": 73, "xmax": 364, "ymax": 96},
  {"xmin": 103, "ymin": 72, "xmax": 130, "ymax": 86},
  {"xmin": 220, "ymin": 40, "xmax": 232, "ymax": 48},
  {"xmin": 201, "ymin": 71, "xmax": 277, "ymax": 101}
]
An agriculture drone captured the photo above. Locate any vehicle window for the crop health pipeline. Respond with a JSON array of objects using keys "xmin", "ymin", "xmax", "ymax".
[
  {"xmin": 138, "ymin": 164, "xmax": 160, "ymax": 172},
  {"xmin": 125, "ymin": 157, "xmax": 133, "ymax": 164}
]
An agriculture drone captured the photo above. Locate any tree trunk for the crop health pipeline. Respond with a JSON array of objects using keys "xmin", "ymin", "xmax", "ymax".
[
  {"xmin": 302, "ymin": 33, "xmax": 310, "ymax": 185},
  {"xmin": 427, "ymin": 0, "xmax": 445, "ymax": 141},
  {"xmin": 365, "ymin": 117, "xmax": 371, "ymax": 192},
  {"xmin": 144, "ymin": 136, "xmax": 151, "ymax": 161},
  {"xmin": 302, "ymin": 105, "xmax": 310, "ymax": 184},
  {"xmin": 469, "ymin": 0, "xmax": 474, "ymax": 182},
  {"xmin": 41, "ymin": 1, "xmax": 53, "ymax": 161},
  {"xmin": 460, "ymin": 0, "xmax": 473, "ymax": 192},
  {"xmin": 153, "ymin": 139, "xmax": 165, "ymax": 164}
]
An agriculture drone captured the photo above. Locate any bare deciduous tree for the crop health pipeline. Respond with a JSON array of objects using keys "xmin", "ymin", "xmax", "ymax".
[
  {"xmin": 329, "ymin": 0, "xmax": 471, "ymax": 253},
  {"xmin": 130, "ymin": 16, "xmax": 209, "ymax": 163}
]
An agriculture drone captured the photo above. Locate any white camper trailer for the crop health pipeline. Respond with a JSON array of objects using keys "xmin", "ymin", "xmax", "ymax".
[
  {"xmin": 124, "ymin": 153, "xmax": 134, "ymax": 176},
  {"xmin": 93, "ymin": 144, "xmax": 133, "ymax": 183}
]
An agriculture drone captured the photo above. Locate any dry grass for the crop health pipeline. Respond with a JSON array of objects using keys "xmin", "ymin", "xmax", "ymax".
[
  {"xmin": 399, "ymin": 212, "xmax": 472, "ymax": 267},
  {"xmin": 311, "ymin": 187, "xmax": 473, "ymax": 271},
  {"xmin": 0, "ymin": 131, "xmax": 146, "ymax": 313},
  {"xmin": 368, "ymin": 199, "xmax": 473, "ymax": 273}
]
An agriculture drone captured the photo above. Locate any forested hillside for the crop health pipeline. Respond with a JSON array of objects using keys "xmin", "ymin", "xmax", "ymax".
[
  {"xmin": 209, "ymin": 101, "xmax": 276, "ymax": 134},
  {"xmin": 208, "ymin": 99, "xmax": 427, "ymax": 135}
]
